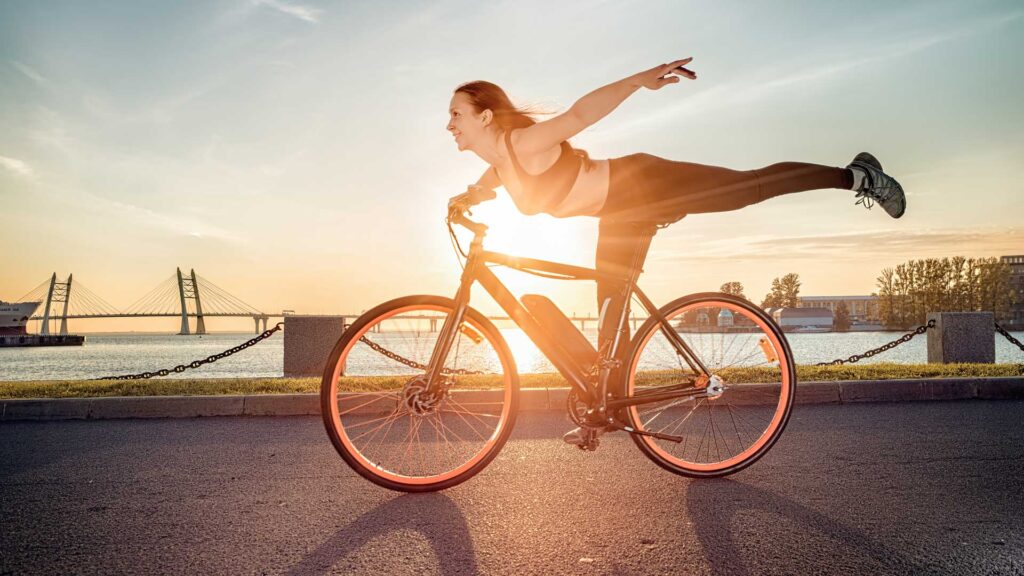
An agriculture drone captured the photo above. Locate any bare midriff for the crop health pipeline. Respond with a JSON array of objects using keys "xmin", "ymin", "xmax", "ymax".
[
  {"xmin": 495, "ymin": 145, "xmax": 610, "ymax": 218},
  {"xmin": 548, "ymin": 159, "xmax": 610, "ymax": 217}
]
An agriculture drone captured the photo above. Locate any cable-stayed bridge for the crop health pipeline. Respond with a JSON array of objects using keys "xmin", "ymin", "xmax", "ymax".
[
  {"xmin": 18, "ymin": 269, "xmax": 278, "ymax": 335},
  {"xmin": 16, "ymin": 270, "xmax": 644, "ymax": 336}
]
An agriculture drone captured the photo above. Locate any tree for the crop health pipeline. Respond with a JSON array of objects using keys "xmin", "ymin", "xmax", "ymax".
[
  {"xmin": 834, "ymin": 301, "xmax": 851, "ymax": 331},
  {"xmin": 875, "ymin": 257, "xmax": 1015, "ymax": 328},
  {"xmin": 761, "ymin": 273, "xmax": 801, "ymax": 308},
  {"xmin": 720, "ymin": 282, "xmax": 745, "ymax": 299}
]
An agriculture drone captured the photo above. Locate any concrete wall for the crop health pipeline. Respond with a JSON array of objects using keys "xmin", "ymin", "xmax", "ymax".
[
  {"xmin": 927, "ymin": 312, "xmax": 995, "ymax": 364},
  {"xmin": 283, "ymin": 315, "xmax": 347, "ymax": 377}
]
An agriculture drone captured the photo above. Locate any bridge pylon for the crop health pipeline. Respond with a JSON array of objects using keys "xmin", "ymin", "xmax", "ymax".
[
  {"xmin": 40, "ymin": 273, "xmax": 73, "ymax": 335},
  {"xmin": 176, "ymin": 267, "xmax": 207, "ymax": 335},
  {"xmin": 253, "ymin": 314, "xmax": 269, "ymax": 334}
]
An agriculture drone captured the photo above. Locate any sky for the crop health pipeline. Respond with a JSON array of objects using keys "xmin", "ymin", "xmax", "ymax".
[{"xmin": 1, "ymin": 0, "xmax": 1022, "ymax": 332}]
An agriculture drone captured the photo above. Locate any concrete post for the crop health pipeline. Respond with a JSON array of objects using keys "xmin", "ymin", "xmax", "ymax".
[
  {"xmin": 283, "ymin": 315, "xmax": 347, "ymax": 377},
  {"xmin": 927, "ymin": 312, "xmax": 995, "ymax": 364}
]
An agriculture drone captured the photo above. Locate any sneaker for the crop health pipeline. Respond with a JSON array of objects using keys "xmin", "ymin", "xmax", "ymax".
[{"xmin": 847, "ymin": 152, "xmax": 906, "ymax": 219}]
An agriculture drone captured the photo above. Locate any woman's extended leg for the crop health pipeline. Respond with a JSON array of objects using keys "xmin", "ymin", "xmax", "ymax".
[
  {"xmin": 598, "ymin": 153, "xmax": 854, "ymax": 223},
  {"xmin": 594, "ymin": 152, "xmax": 907, "ymax": 352}
]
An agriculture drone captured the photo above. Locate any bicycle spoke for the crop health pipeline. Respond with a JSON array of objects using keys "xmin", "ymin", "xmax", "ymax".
[
  {"xmin": 625, "ymin": 297, "xmax": 794, "ymax": 475},
  {"xmin": 322, "ymin": 299, "xmax": 517, "ymax": 489}
]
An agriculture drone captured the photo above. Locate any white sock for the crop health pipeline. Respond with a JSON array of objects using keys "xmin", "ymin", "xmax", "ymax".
[{"xmin": 849, "ymin": 167, "xmax": 866, "ymax": 191}]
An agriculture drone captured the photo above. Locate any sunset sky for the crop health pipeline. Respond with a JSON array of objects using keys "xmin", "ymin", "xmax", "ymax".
[{"xmin": 2, "ymin": 0, "xmax": 1022, "ymax": 332}]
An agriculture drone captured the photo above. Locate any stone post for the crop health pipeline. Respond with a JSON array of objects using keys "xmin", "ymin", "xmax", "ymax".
[
  {"xmin": 927, "ymin": 312, "xmax": 995, "ymax": 364},
  {"xmin": 283, "ymin": 315, "xmax": 348, "ymax": 377}
]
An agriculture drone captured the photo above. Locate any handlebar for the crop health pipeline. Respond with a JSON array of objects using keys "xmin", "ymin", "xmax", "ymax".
[
  {"xmin": 447, "ymin": 186, "xmax": 494, "ymax": 236},
  {"xmin": 448, "ymin": 206, "xmax": 489, "ymax": 236}
]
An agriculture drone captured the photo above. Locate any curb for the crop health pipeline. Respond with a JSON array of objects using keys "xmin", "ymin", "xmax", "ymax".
[{"xmin": 1, "ymin": 378, "xmax": 1022, "ymax": 422}]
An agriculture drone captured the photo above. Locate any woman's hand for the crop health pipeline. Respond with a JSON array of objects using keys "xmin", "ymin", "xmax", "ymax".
[
  {"xmin": 634, "ymin": 58, "xmax": 697, "ymax": 90},
  {"xmin": 448, "ymin": 185, "xmax": 496, "ymax": 213}
]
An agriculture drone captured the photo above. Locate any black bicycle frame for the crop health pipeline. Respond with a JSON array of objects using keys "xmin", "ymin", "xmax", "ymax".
[{"xmin": 429, "ymin": 214, "xmax": 711, "ymax": 408}]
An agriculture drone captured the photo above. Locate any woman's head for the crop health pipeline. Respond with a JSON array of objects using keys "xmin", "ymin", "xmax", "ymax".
[
  {"xmin": 447, "ymin": 80, "xmax": 593, "ymax": 170},
  {"xmin": 447, "ymin": 81, "xmax": 539, "ymax": 152}
]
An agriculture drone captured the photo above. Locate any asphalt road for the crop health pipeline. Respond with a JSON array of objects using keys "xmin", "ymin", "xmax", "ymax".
[{"xmin": 2, "ymin": 401, "xmax": 1023, "ymax": 575}]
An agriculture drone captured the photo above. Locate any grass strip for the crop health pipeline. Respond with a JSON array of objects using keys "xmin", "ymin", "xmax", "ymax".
[{"xmin": 0, "ymin": 363, "xmax": 1021, "ymax": 399}]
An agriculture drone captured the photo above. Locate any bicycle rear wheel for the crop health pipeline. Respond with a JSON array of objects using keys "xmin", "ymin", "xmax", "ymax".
[
  {"xmin": 321, "ymin": 295, "xmax": 518, "ymax": 492},
  {"xmin": 622, "ymin": 292, "xmax": 795, "ymax": 478}
]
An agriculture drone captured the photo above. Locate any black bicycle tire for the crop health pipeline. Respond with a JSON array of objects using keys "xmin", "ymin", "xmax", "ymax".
[
  {"xmin": 320, "ymin": 294, "xmax": 520, "ymax": 492},
  {"xmin": 620, "ymin": 292, "xmax": 796, "ymax": 478}
]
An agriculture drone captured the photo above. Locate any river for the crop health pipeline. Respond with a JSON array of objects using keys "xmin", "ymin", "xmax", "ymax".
[{"xmin": 2, "ymin": 328, "xmax": 1022, "ymax": 382}]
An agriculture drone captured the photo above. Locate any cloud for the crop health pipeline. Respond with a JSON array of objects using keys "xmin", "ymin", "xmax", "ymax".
[
  {"xmin": 0, "ymin": 155, "xmax": 33, "ymax": 177},
  {"xmin": 595, "ymin": 9, "xmax": 1024, "ymax": 143},
  {"xmin": 10, "ymin": 61, "xmax": 48, "ymax": 86},
  {"xmin": 34, "ymin": 185, "xmax": 248, "ymax": 247},
  {"xmin": 256, "ymin": 0, "xmax": 322, "ymax": 23},
  {"xmin": 648, "ymin": 227, "xmax": 1024, "ymax": 263}
]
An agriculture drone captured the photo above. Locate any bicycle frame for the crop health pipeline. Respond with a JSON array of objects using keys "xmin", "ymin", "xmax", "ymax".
[{"xmin": 429, "ymin": 212, "xmax": 711, "ymax": 411}]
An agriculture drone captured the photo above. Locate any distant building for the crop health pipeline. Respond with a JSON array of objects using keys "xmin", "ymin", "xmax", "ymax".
[
  {"xmin": 798, "ymin": 295, "xmax": 879, "ymax": 323},
  {"xmin": 772, "ymin": 307, "xmax": 833, "ymax": 331},
  {"xmin": 1001, "ymin": 255, "xmax": 1024, "ymax": 328}
]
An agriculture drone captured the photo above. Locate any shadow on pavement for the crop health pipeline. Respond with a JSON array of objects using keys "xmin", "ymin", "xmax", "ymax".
[
  {"xmin": 285, "ymin": 492, "xmax": 475, "ymax": 575},
  {"xmin": 687, "ymin": 479, "xmax": 952, "ymax": 576}
]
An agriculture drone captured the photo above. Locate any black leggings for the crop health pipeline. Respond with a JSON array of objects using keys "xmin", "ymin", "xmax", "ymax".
[{"xmin": 595, "ymin": 153, "xmax": 854, "ymax": 353}]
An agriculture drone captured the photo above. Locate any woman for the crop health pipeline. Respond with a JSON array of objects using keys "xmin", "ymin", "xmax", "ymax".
[{"xmin": 445, "ymin": 58, "xmax": 906, "ymax": 357}]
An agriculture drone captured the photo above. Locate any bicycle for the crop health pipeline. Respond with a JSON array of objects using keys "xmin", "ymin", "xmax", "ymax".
[{"xmin": 321, "ymin": 189, "xmax": 796, "ymax": 492}]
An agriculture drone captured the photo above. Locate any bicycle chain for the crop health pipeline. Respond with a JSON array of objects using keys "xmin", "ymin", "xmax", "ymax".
[
  {"xmin": 816, "ymin": 319, "xmax": 935, "ymax": 366},
  {"xmin": 358, "ymin": 335, "xmax": 484, "ymax": 375},
  {"xmin": 995, "ymin": 322, "xmax": 1024, "ymax": 353},
  {"xmin": 93, "ymin": 323, "xmax": 284, "ymax": 380}
]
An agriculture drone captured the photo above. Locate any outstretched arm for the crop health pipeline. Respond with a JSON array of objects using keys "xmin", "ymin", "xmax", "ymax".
[
  {"xmin": 473, "ymin": 167, "xmax": 502, "ymax": 190},
  {"xmin": 511, "ymin": 58, "xmax": 697, "ymax": 155}
]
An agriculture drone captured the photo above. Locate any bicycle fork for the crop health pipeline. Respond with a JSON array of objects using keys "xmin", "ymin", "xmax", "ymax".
[{"xmin": 422, "ymin": 253, "xmax": 480, "ymax": 392}]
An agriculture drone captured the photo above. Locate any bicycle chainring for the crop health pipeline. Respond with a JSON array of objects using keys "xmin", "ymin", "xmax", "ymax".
[{"xmin": 567, "ymin": 389, "xmax": 589, "ymax": 426}]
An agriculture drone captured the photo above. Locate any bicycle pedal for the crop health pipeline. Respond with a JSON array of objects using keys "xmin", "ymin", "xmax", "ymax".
[{"xmin": 562, "ymin": 426, "xmax": 605, "ymax": 450}]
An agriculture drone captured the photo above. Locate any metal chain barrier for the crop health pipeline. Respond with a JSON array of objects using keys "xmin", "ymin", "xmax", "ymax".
[
  {"xmin": 995, "ymin": 322, "xmax": 1024, "ymax": 353},
  {"xmin": 92, "ymin": 314, "xmax": 1015, "ymax": 380},
  {"xmin": 91, "ymin": 320, "xmax": 485, "ymax": 381},
  {"xmin": 816, "ymin": 319, "xmax": 935, "ymax": 366},
  {"xmin": 358, "ymin": 335, "xmax": 484, "ymax": 375},
  {"xmin": 817, "ymin": 319, "xmax": 1024, "ymax": 366},
  {"xmin": 93, "ymin": 323, "xmax": 284, "ymax": 380}
]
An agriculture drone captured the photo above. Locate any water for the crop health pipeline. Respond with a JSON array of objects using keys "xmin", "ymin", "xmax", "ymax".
[{"xmin": 1, "ymin": 329, "xmax": 1022, "ymax": 381}]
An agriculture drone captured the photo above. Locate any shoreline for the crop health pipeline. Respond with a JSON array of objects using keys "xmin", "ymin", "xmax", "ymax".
[
  {"xmin": 2, "ymin": 363, "xmax": 1023, "ymax": 399},
  {"xmin": 2, "ymin": 376, "xmax": 1022, "ymax": 421}
]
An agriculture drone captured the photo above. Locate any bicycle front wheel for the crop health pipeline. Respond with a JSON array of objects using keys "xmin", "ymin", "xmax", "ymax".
[
  {"xmin": 622, "ymin": 292, "xmax": 795, "ymax": 478},
  {"xmin": 320, "ymin": 295, "xmax": 519, "ymax": 492}
]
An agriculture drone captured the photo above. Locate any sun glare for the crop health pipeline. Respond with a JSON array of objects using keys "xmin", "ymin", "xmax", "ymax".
[
  {"xmin": 451, "ymin": 194, "xmax": 603, "ymax": 319},
  {"xmin": 499, "ymin": 327, "xmax": 550, "ymax": 374},
  {"xmin": 474, "ymin": 196, "xmax": 595, "ymax": 265}
]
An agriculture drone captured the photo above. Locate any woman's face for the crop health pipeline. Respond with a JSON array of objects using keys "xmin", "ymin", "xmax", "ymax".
[{"xmin": 447, "ymin": 91, "xmax": 490, "ymax": 152}]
